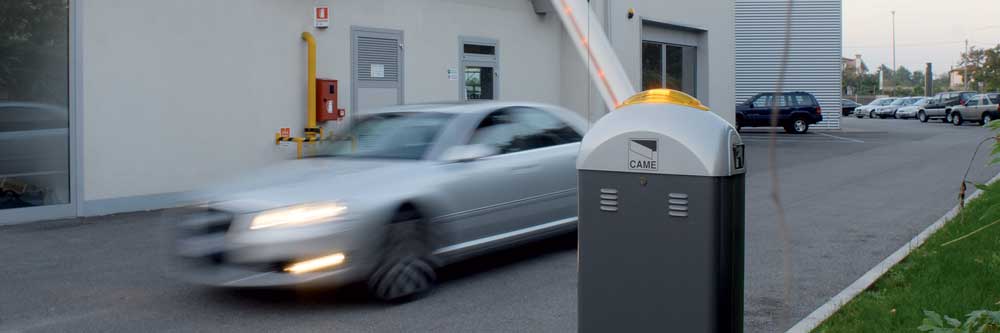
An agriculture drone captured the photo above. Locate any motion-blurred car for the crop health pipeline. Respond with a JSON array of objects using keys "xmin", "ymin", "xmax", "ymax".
[
  {"xmin": 874, "ymin": 97, "xmax": 920, "ymax": 119},
  {"xmin": 171, "ymin": 102, "xmax": 586, "ymax": 301},
  {"xmin": 854, "ymin": 98, "xmax": 896, "ymax": 118},
  {"xmin": 841, "ymin": 99, "xmax": 861, "ymax": 116},
  {"xmin": 950, "ymin": 93, "xmax": 999, "ymax": 126},
  {"xmin": 0, "ymin": 102, "xmax": 69, "ymax": 208},
  {"xmin": 895, "ymin": 97, "xmax": 932, "ymax": 119}
]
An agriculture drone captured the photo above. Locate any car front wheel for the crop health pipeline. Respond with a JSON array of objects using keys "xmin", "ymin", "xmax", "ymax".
[
  {"xmin": 953, "ymin": 112, "xmax": 963, "ymax": 126},
  {"xmin": 869, "ymin": 111, "xmax": 876, "ymax": 119},
  {"xmin": 368, "ymin": 208, "xmax": 437, "ymax": 302},
  {"xmin": 945, "ymin": 112, "xmax": 953, "ymax": 123},
  {"xmin": 983, "ymin": 113, "xmax": 993, "ymax": 126},
  {"xmin": 918, "ymin": 111, "xmax": 928, "ymax": 123}
]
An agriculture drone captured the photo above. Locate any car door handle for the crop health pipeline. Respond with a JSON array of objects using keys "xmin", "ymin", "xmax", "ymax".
[{"xmin": 510, "ymin": 164, "xmax": 541, "ymax": 174}]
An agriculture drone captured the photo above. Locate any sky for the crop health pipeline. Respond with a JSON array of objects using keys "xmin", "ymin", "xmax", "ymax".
[{"xmin": 844, "ymin": 0, "xmax": 1000, "ymax": 76}]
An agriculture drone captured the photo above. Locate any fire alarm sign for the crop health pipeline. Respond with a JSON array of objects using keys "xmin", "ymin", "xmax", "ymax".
[{"xmin": 314, "ymin": 7, "xmax": 330, "ymax": 29}]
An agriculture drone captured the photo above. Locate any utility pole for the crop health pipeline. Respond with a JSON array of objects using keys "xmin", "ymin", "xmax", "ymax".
[
  {"xmin": 925, "ymin": 62, "xmax": 932, "ymax": 96},
  {"xmin": 891, "ymin": 11, "xmax": 896, "ymax": 71},
  {"xmin": 964, "ymin": 39, "xmax": 970, "ymax": 90}
]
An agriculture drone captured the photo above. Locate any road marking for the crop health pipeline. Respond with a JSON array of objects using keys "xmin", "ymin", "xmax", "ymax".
[
  {"xmin": 815, "ymin": 132, "xmax": 866, "ymax": 143},
  {"xmin": 786, "ymin": 171, "xmax": 1000, "ymax": 333}
]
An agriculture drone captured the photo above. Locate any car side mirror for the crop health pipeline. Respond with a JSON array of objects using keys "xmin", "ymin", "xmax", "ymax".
[{"xmin": 442, "ymin": 144, "xmax": 498, "ymax": 163}]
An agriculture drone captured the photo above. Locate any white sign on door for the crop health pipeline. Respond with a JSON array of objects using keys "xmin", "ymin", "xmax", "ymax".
[{"xmin": 370, "ymin": 64, "xmax": 385, "ymax": 78}]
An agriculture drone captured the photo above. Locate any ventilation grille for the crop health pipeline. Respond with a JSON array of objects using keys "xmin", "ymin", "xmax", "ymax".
[
  {"xmin": 599, "ymin": 188, "xmax": 619, "ymax": 212},
  {"xmin": 356, "ymin": 36, "xmax": 399, "ymax": 81},
  {"xmin": 668, "ymin": 193, "xmax": 689, "ymax": 217}
]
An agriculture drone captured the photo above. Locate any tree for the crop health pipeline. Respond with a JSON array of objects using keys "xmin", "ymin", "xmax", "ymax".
[
  {"xmin": 0, "ymin": 0, "xmax": 69, "ymax": 104},
  {"xmin": 971, "ymin": 45, "xmax": 1000, "ymax": 92}
]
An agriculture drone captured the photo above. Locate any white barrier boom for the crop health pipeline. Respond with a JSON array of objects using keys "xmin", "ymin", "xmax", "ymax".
[{"xmin": 549, "ymin": 0, "xmax": 637, "ymax": 111}]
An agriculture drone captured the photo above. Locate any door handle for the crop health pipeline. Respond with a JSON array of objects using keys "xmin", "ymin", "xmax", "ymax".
[{"xmin": 510, "ymin": 164, "xmax": 541, "ymax": 174}]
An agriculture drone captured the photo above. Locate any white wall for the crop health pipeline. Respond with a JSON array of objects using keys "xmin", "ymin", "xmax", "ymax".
[
  {"xmin": 79, "ymin": 0, "xmax": 734, "ymax": 210},
  {"xmin": 80, "ymin": 0, "xmax": 563, "ymax": 203},
  {"xmin": 609, "ymin": 0, "xmax": 736, "ymax": 124}
]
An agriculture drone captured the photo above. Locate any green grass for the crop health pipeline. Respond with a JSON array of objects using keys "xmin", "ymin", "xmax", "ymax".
[{"xmin": 814, "ymin": 181, "xmax": 1000, "ymax": 332}]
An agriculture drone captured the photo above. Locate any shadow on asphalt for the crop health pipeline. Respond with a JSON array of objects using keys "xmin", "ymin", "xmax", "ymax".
[{"xmin": 200, "ymin": 231, "xmax": 578, "ymax": 309}]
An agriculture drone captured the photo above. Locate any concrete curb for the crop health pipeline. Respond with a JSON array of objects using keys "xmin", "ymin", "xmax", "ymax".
[{"xmin": 786, "ymin": 171, "xmax": 1000, "ymax": 333}]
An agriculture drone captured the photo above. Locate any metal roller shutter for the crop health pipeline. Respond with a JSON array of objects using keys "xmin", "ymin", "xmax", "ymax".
[{"xmin": 736, "ymin": 0, "xmax": 843, "ymax": 129}]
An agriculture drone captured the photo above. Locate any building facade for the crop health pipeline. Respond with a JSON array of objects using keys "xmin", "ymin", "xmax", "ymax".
[
  {"xmin": 1, "ymin": 0, "xmax": 737, "ymax": 224},
  {"xmin": 735, "ymin": 0, "xmax": 843, "ymax": 129}
]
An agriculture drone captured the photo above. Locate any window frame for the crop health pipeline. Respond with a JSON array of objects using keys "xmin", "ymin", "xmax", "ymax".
[
  {"xmin": 459, "ymin": 36, "xmax": 499, "ymax": 101},
  {"xmin": 468, "ymin": 107, "xmax": 582, "ymax": 155}
]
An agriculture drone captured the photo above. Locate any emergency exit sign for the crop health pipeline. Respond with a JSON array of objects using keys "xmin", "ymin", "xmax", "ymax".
[{"xmin": 314, "ymin": 7, "xmax": 330, "ymax": 29}]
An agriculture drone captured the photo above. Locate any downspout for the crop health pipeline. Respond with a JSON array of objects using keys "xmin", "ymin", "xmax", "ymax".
[{"xmin": 302, "ymin": 32, "xmax": 318, "ymax": 131}]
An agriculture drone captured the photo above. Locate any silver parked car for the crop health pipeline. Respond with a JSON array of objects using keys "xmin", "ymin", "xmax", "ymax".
[
  {"xmin": 874, "ymin": 97, "xmax": 920, "ymax": 118},
  {"xmin": 854, "ymin": 98, "xmax": 896, "ymax": 118},
  {"xmin": 171, "ymin": 102, "xmax": 586, "ymax": 301},
  {"xmin": 950, "ymin": 93, "xmax": 1000, "ymax": 126},
  {"xmin": 895, "ymin": 97, "xmax": 932, "ymax": 119}
]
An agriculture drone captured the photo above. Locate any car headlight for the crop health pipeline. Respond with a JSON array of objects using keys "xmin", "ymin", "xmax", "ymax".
[{"xmin": 250, "ymin": 202, "xmax": 347, "ymax": 230}]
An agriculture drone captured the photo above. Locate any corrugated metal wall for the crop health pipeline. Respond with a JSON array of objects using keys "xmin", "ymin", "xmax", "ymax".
[{"xmin": 735, "ymin": 0, "xmax": 843, "ymax": 129}]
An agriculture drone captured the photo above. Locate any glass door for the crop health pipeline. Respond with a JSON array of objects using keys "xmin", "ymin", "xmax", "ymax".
[{"xmin": 0, "ymin": 0, "xmax": 74, "ymax": 222}]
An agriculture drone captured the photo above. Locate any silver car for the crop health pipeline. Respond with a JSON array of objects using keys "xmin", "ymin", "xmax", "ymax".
[
  {"xmin": 895, "ymin": 97, "xmax": 931, "ymax": 119},
  {"xmin": 854, "ymin": 98, "xmax": 896, "ymax": 118},
  {"xmin": 951, "ymin": 93, "xmax": 1000, "ymax": 126},
  {"xmin": 874, "ymin": 97, "xmax": 919, "ymax": 118},
  {"xmin": 171, "ymin": 102, "xmax": 585, "ymax": 301}
]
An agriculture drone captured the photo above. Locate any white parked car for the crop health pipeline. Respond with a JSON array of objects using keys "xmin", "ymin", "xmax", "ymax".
[
  {"xmin": 854, "ymin": 98, "xmax": 896, "ymax": 118},
  {"xmin": 874, "ymin": 97, "xmax": 920, "ymax": 119},
  {"xmin": 895, "ymin": 97, "xmax": 932, "ymax": 119}
]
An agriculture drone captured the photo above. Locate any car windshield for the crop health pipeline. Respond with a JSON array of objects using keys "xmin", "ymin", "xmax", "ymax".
[
  {"xmin": 311, "ymin": 112, "xmax": 454, "ymax": 160},
  {"xmin": 913, "ymin": 98, "xmax": 929, "ymax": 105},
  {"xmin": 872, "ymin": 99, "xmax": 894, "ymax": 106},
  {"xmin": 889, "ymin": 99, "xmax": 908, "ymax": 106}
]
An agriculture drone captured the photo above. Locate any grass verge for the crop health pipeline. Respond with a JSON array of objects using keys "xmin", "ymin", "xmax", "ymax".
[{"xmin": 814, "ymin": 181, "xmax": 1000, "ymax": 332}]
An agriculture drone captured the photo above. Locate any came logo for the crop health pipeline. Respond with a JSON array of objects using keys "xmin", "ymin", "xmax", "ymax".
[{"xmin": 628, "ymin": 139, "xmax": 658, "ymax": 171}]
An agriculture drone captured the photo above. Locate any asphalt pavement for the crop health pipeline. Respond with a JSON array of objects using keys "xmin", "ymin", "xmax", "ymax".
[{"xmin": 2, "ymin": 117, "xmax": 998, "ymax": 332}]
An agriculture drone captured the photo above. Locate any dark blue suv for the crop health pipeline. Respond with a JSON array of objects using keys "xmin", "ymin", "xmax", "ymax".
[{"xmin": 736, "ymin": 92, "xmax": 823, "ymax": 134}]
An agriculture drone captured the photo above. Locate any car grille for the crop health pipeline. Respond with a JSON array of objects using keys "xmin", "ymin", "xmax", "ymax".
[{"xmin": 173, "ymin": 208, "xmax": 235, "ymax": 265}]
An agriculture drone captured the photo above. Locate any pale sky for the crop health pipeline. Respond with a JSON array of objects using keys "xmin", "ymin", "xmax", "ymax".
[{"xmin": 844, "ymin": 0, "xmax": 1000, "ymax": 76}]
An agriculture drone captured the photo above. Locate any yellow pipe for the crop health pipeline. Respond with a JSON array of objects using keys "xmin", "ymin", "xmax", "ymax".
[{"xmin": 302, "ymin": 32, "xmax": 317, "ymax": 131}]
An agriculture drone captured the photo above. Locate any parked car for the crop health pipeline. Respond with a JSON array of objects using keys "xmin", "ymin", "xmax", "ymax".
[
  {"xmin": 919, "ymin": 91, "xmax": 977, "ymax": 123},
  {"xmin": 841, "ymin": 99, "xmax": 861, "ymax": 116},
  {"xmin": 854, "ymin": 98, "xmax": 896, "ymax": 118},
  {"xmin": 171, "ymin": 102, "xmax": 586, "ymax": 301},
  {"xmin": 874, "ymin": 97, "xmax": 921, "ymax": 119},
  {"xmin": 735, "ymin": 91, "xmax": 823, "ymax": 134},
  {"xmin": 950, "ymin": 93, "xmax": 1000, "ymax": 126},
  {"xmin": 895, "ymin": 97, "xmax": 932, "ymax": 119}
]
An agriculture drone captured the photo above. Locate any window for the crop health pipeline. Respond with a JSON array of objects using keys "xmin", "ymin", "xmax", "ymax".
[
  {"xmin": 470, "ymin": 108, "xmax": 581, "ymax": 154},
  {"xmin": 314, "ymin": 113, "xmax": 453, "ymax": 160},
  {"xmin": 792, "ymin": 94, "xmax": 815, "ymax": 106},
  {"xmin": 752, "ymin": 95, "xmax": 788, "ymax": 108},
  {"xmin": 967, "ymin": 99, "xmax": 979, "ymax": 106},
  {"xmin": 463, "ymin": 44, "xmax": 495, "ymax": 55},
  {"xmin": 641, "ymin": 41, "xmax": 696, "ymax": 96},
  {"xmin": 1, "ymin": 1, "xmax": 71, "ymax": 210}
]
